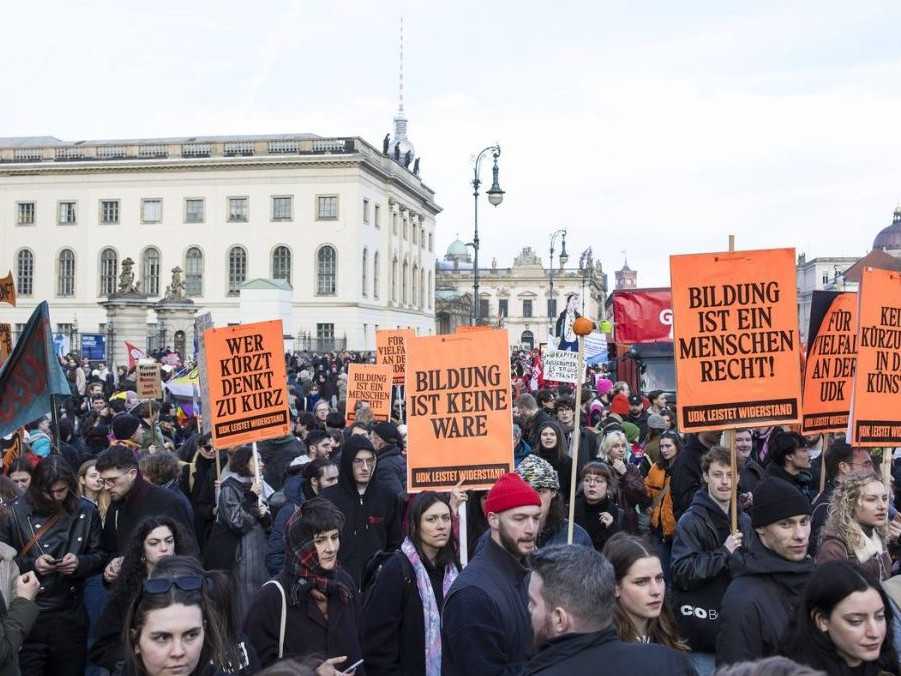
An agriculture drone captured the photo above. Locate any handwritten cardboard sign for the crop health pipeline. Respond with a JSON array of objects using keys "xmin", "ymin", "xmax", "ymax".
[
  {"xmin": 136, "ymin": 361, "xmax": 162, "ymax": 399},
  {"xmin": 543, "ymin": 349, "xmax": 580, "ymax": 384}
]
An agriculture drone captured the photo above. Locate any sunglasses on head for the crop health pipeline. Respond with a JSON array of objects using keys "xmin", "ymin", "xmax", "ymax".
[{"xmin": 143, "ymin": 576, "xmax": 204, "ymax": 595}]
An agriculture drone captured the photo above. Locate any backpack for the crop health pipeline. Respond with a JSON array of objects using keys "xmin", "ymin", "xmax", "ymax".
[{"xmin": 361, "ymin": 549, "xmax": 413, "ymax": 608}]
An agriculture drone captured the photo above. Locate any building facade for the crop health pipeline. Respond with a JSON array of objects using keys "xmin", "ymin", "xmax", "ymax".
[
  {"xmin": 0, "ymin": 133, "xmax": 440, "ymax": 355},
  {"xmin": 796, "ymin": 206, "xmax": 901, "ymax": 342},
  {"xmin": 435, "ymin": 240, "xmax": 608, "ymax": 349}
]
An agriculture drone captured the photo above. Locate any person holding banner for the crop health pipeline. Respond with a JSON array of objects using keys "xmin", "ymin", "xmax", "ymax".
[
  {"xmin": 670, "ymin": 446, "xmax": 752, "ymax": 665},
  {"xmin": 764, "ymin": 431, "xmax": 817, "ymax": 503},
  {"xmin": 442, "ymin": 473, "xmax": 541, "ymax": 676}
]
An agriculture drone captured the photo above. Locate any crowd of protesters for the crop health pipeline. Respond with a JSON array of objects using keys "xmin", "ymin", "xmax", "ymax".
[{"xmin": 0, "ymin": 346, "xmax": 898, "ymax": 676}]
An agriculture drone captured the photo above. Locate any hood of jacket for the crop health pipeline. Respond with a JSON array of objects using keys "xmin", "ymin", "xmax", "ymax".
[
  {"xmin": 337, "ymin": 435, "xmax": 376, "ymax": 496},
  {"xmin": 687, "ymin": 488, "xmax": 731, "ymax": 529},
  {"xmin": 733, "ymin": 534, "xmax": 814, "ymax": 595}
]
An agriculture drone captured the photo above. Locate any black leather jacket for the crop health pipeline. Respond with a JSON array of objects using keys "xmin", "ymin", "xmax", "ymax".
[{"xmin": 0, "ymin": 495, "xmax": 107, "ymax": 612}]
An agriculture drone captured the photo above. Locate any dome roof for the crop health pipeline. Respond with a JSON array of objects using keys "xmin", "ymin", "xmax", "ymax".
[
  {"xmin": 873, "ymin": 208, "xmax": 901, "ymax": 251},
  {"xmin": 446, "ymin": 238, "xmax": 469, "ymax": 258}
]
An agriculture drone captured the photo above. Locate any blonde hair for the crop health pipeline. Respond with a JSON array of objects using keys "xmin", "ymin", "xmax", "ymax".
[
  {"xmin": 600, "ymin": 431, "xmax": 628, "ymax": 463},
  {"xmin": 78, "ymin": 459, "xmax": 111, "ymax": 524},
  {"xmin": 823, "ymin": 473, "xmax": 888, "ymax": 551}
]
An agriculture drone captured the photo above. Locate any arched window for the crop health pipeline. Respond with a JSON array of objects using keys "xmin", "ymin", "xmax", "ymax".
[
  {"xmin": 57, "ymin": 249, "xmax": 75, "ymax": 296},
  {"xmin": 361, "ymin": 248, "xmax": 368, "ymax": 297},
  {"xmin": 412, "ymin": 264, "xmax": 418, "ymax": 307},
  {"xmin": 142, "ymin": 247, "xmax": 161, "ymax": 296},
  {"xmin": 185, "ymin": 247, "xmax": 203, "ymax": 297},
  {"xmin": 228, "ymin": 246, "xmax": 247, "ymax": 295},
  {"xmin": 391, "ymin": 257, "xmax": 398, "ymax": 302},
  {"xmin": 428, "ymin": 270, "xmax": 433, "ymax": 309},
  {"xmin": 316, "ymin": 245, "xmax": 337, "ymax": 295},
  {"xmin": 373, "ymin": 251, "xmax": 380, "ymax": 299},
  {"xmin": 402, "ymin": 261, "xmax": 409, "ymax": 304},
  {"xmin": 272, "ymin": 245, "xmax": 291, "ymax": 284},
  {"xmin": 16, "ymin": 250, "xmax": 33, "ymax": 296},
  {"xmin": 100, "ymin": 248, "xmax": 118, "ymax": 296}
]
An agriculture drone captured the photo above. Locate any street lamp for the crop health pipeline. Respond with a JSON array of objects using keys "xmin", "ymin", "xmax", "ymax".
[
  {"xmin": 471, "ymin": 145, "xmax": 503, "ymax": 324},
  {"xmin": 548, "ymin": 227, "xmax": 567, "ymax": 328}
]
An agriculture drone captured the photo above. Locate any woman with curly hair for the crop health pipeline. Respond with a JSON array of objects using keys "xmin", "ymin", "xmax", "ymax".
[
  {"xmin": 816, "ymin": 474, "xmax": 897, "ymax": 582},
  {"xmin": 603, "ymin": 532, "xmax": 688, "ymax": 652},
  {"xmin": 89, "ymin": 515, "xmax": 195, "ymax": 673},
  {"xmin": 783, "ymin": 560, "xmax": 900, "ymax": 675}
]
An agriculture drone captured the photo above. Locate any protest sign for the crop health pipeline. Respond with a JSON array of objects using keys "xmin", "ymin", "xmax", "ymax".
[
  {"xmin": 670, "ymin": 247, "xmax": 802, "ymax": 432},
  {"xmin": 0, "ymin": 272, "xmax": 15, "ymax": 307},
  {"xmin": 204, "ymin": 319, "xmax": 290, "ymax": 447},
  {"xmin": 543, "ymin": 349, "xmax": 580, "ymax": 384},
  {"xmin": 376, "ymin": 329, "xmax": 415, "ymax": 385},
  {"xmin": 136, "ymin": 361, "xmax": 162, "ymax": 399},
  {"xmin": 194, "ymin": 313, "xmax": 213, "ymax": 435},
  {"xmin": 801, "ymin": 291, "xmax": 858, "ymax": 434},
  {"xmin": 456, "ymin": 325, "xmax": 493, "ymax": 333},
  {"xmin": 848, "ymin": 267, "xmax": 901, "ymax": 446},
  {"xmin": 0, "ymin": 325, "xmax": 10, "ymax": 366},
  {"xmin": 406, "ymin": 329, "xmax": 513, "ymax": 491},
  {"xmin": 345, "ymin": 364, "xmax": 392, "ymax": 423},
  {"xmin": 585, "ymin": 331, "xmax": 609, "ymax": 366}
]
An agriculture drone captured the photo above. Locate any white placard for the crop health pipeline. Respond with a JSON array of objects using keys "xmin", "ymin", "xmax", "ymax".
[{"xmin": 544, "ymin": 349, "xmax": 581, "ymax": 384}]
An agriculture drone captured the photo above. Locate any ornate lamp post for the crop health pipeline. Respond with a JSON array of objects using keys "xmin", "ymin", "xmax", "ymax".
[{"xmin": 471, "ymin": 145, "xmax": 504, "ymax": 324}]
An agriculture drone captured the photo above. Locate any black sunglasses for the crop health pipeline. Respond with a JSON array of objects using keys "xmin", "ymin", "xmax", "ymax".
[{"xmin": 143, "ymin": 576, "xmax": 204, "ymax": 594}]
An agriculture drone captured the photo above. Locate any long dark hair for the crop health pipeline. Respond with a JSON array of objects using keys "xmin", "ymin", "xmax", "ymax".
[
  {"xmin": 123, "ymin": 556, "xmax": 233, "ymax": 676},
  {"xmin": 28, "ymin": 456, "xmax": 79, "ymax": 514},
  {"xmin": 407, "ymin": 492, "xmax": 459, "ymax": 570},
  {"xmin": 655, "ymin": 431, "xmax": 683, "ymax": 470},
  {"xmin": 536, "ymin": 420, "xmax": 567, "ymax": 464},
  {"xmin": 602, "ymin": 532, "xmax": 688, "ymax": 651},
  {"xmin": 111, "ymin": 515, "xmax": 196, "ymax": 605},
  {"xmin": 783, "ymin": 560, "xmax": 899, "ymax": 675}
]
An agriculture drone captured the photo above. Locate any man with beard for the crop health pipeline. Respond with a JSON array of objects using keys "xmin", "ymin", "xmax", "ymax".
[
  {"xmin": 442, "ymin": 472, "xmax": 542, "ymax": 676},
  {"xmin": 525, "ymin": 545, "xmax": 695, "ymax": 675}
]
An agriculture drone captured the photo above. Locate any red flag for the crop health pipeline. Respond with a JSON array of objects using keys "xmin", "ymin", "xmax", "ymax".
[
  {"xmin": 125, "ymin": 341, "xmax": 146, "ymax": 370},
  {"xmin": 0, "ymin": 272, "xmax": 15, "ymax": 307}
]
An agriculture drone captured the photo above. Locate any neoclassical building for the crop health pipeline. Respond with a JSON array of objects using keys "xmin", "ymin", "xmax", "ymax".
[
  {"xmin": 435, "ymin": 239, "xmax": 608, "ymax": 349},
  {"xmin": 1, "ymin": 128, "xmax": 440, "ymax": 354}
]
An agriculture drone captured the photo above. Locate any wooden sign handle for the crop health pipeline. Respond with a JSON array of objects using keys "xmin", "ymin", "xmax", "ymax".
[{"xmin": 566, "ymin": 337, "xmax": 586, "ymax": 544}]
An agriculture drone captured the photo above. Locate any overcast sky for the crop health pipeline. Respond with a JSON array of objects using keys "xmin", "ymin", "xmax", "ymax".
[{"xmin": 3, "ymin": 1, "xmax": 900, "ymax": 287}]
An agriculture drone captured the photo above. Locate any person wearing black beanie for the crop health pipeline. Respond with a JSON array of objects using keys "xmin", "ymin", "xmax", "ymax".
[{"xmin": 716, "ymin": 478, "xmax": 814, "ymax": 667}]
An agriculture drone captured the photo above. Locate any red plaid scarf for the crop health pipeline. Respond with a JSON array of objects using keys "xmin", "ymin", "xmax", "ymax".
[{"xmin": 282, "ymin": 538, "xmax": 352, "ymax": 607}]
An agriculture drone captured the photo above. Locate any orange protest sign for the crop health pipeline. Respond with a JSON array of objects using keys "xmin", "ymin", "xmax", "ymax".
[
  {"xmin": 670, "ymin": 247, "xmax": 802, "ymax": 432},
  {"xmin": 456, "ymin": 325, "xmax": 493, "ymax": 333},
  {"xmin": 203, "ymin": 320, "xmax": 290, "ymax": 447},
  {"xmin": 376, "ymin": 329, "xmax": 415, "ymax": 385},
  {"xmin": 801, "ymin": 291, "xmax": 858, "ymax": 434},
  {"xmin": 848, "ymin": 267, "xmax": 901, "ymax": 446},
  {"xmin": 345, "ymin": 364, "xmax": 392, "ymax": 423},
  {"xmin": 405, "ymin": 329, "xmax": 513, "ymax": 492}
]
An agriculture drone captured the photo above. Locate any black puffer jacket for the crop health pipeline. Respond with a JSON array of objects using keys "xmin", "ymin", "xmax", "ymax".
[
  {"xmin": 320, "ymin": 443, "xmax": 403, "ymax": 588},
  {"xmin": 715, "ymin": 536, "xmax": 815, "ymax": 666},
  {"xmin": 0, "ymin": 495, "xmax": 106, "ymax": 612},
  {"xmin": 765, "ymin": 462, "xmax": 816, "ymax": 502},
  {"xmin": 670, "ymin": 489, "xmax": 751, "ymax": 651}
]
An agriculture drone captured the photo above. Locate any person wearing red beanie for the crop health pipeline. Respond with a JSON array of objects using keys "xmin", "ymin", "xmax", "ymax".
[
  {"xmin": 442, "ymin": 472, "xmax": 542, "ymax": 676},
  {"xmin": 610, "ymin": 393, "xmax": 631, "ymax": 418}
]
